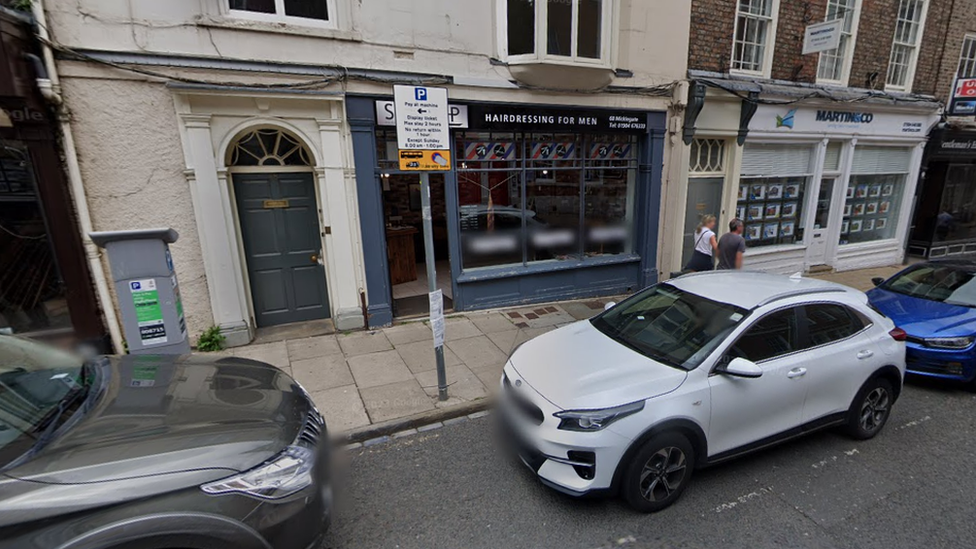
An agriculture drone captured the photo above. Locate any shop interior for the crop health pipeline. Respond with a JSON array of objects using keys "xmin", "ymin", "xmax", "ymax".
[{"xmin": 381, "ymin": 172, "xmax": 453, "ymax": 317}]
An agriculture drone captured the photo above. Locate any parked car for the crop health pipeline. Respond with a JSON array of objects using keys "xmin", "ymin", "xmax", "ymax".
[
  {"xmin": 867, "ymin": 259, "xmax": 976, "ymax": 385},
  {"xmin": 0, "ymin": 335, "xmax": 332, "ymax": 549},
  {"xmin": 499, "ymin": 271, "xmax": 906, "ymax": 512}
]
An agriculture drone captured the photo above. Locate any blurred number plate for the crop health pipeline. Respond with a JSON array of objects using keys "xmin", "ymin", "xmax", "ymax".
[{"xmin": 263, "ymin": 199, "xmax": 290, "ymax": 209}]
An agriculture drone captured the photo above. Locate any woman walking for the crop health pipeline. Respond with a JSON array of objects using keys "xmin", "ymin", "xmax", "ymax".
[{"xmin": 684, "ymin": 214, "xmax": 718, "ymax": 272}]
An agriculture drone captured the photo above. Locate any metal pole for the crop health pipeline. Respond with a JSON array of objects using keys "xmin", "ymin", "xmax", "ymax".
[{"xmin": 420, "ymin": 172, "xmax": 448, "ymax": 400}]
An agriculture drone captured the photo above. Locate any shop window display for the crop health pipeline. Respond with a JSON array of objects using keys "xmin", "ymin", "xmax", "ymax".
[
  {"xmin": 738, "ymin": 177, "xmax": 806, "ymax": 247},
  {"xmin": 839, "ymin": 174, "xmax": 904, "ymax": 245}
]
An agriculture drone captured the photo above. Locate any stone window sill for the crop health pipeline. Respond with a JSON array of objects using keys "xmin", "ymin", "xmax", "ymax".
[{"xmin": 196, "ymin": 15, "xmax": 362, "ymax": 42}]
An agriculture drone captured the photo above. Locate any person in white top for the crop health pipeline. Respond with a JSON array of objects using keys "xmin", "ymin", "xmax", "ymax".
[{"xmin": 684, "ymin": 214, "xmax": 718, "ymax": 272}]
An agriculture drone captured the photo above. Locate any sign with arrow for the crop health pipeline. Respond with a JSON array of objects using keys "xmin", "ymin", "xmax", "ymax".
[{"xmin": 393, "ymin": 85, "xmax": 451, "ymax": 151}]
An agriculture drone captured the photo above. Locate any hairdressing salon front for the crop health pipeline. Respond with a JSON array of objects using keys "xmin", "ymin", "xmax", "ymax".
[{"xmin": 348, "ymin": 97, "xmax": 665, "ymax": 327}]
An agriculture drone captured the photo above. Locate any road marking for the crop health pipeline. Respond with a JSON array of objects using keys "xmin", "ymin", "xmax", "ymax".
[
  {"xmin": 590, "ymin": 535, "xmax": 638, "ymax": 548},
  {"xmin": 811, "ymin": 448, "xmax": 860, "ymax": 469},
  {"xmin": 714, "ymin": 487, "xmax": 773, "ymax": 513},
  {"xmin": 898, "ymin": 415, "xmax": 931, "ymax": 430}
]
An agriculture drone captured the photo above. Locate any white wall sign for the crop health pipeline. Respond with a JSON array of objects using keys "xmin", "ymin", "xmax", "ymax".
[
  {"xmin": 802, "ymin": 20, "xmax": 842, "ymax": 55},
  {"xmin": 393, "ymin": 85, "xmax": 450, "ymax": 150},
  {"xmin": 751, "ymin": 105, "xmax": 938, "ymax": 138},
  {"xmin": 376, "ymin": 100, "xmax": 468, "ymax": 128}
]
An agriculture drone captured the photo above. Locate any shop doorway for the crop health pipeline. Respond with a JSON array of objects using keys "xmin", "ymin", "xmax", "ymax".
[
  {"xmin": 806, "ymin": 177, "xmax": 835, "ymax": 268},
  {"xmin": 381, "ymin": 173, "xmax": 453, "ymax": 317},
  {"xmin": 682, "ymin": 177, "xmax": 723, "ymax": 269}
]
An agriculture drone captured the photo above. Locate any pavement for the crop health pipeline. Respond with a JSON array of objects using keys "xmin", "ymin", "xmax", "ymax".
[
  {"xmin": 322, "ymin": 377, "xmax": 976, "ymax": 549},
  {"xmin": 216, "ymin": 263, "xmax": 909, "ymax": 437}
]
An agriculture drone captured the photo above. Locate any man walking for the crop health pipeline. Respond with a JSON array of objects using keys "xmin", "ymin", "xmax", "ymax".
[{"xmin": 717, "ymin": 219, "xmax": 746, "ymax": 270}]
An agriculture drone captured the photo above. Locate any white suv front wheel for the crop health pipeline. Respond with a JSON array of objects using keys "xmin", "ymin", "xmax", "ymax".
[{"xmin": 621, "ymin": 432, "xmax": 694, "ymax": 513}]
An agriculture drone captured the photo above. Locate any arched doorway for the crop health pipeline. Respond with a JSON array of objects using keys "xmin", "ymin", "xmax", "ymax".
[{"xmin": 229, "ymin": 128, "xmax": 330, "ymax": 327}]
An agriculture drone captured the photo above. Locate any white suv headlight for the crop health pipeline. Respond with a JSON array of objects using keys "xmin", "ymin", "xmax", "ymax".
[
  {"xmin": 201, "ymin": 445, "xmax": 314, "ymax": 500},
  {"xmin": 554, "ymin": 401, "xmax": 645, "ymax": 432},
  {"xmin": 924, "ymin": 336, "xmax": 975, "ymax": 349}
]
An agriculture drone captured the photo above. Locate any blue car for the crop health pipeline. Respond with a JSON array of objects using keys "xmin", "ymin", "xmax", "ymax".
[{"xmin": 867, "ymin": 260, "xmax": 976, "ymax": 385}]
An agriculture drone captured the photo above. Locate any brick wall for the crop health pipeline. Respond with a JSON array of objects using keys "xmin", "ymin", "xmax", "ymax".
[
  {"xmin": 688, "ymin": 0, "xmax": 954, "ymax": 95},
  {"xmin": 932, "ymin": 0, "xmax": 976, "ymax": 103}
]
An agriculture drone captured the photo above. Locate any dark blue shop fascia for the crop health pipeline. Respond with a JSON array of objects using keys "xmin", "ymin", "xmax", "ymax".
[{"xmin": 347, "ymin": 95, "xmax": 666, "ymax": 328}]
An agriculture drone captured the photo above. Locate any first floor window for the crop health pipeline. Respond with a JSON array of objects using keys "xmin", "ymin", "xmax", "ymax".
[
  {"xmin": 817, "ymin": 0, "xmax": 859, "ymax": 83},
  {"xmin": 738, "ymin": 144, "xmax": 816, "ymax": 248},
  {"xmin": 456, "ymin": 131, "xmax": 637, "ymax": 270},
  {"xmin": 506, "ymin": 0, "xmax": 610, "ymax": 63},
  {"xmin": 732, "ymin": 0, "xmax": 777, "ymax": 74},
  {"xmin": 229, "ymin": 0, "xmax": 329, "ymax": 22},
  {"xmin": 958, "ymin": 34, "xmax": 976, "ymax": 79},
  {"xmin": 886, "ymin": 0, "xmax": 926, "ymax": 89},
  {"xmin": 839, "ymin": 146, "xmax": 912, "ymax": 245}
]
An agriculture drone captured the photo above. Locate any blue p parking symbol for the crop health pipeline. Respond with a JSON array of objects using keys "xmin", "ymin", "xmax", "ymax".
[{"xmin": 415, "ymin": 88, "xmax": 428, "ymax": 101}]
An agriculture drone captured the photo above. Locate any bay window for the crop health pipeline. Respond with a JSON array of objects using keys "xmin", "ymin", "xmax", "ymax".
[
  {"xmin": 885, "ymin": 0, "xmax": 928, "ymax": 91},
  {"xmin": 731, "ymin": 0, "xmax": 779, "ymax": 76},
  {"xmin": 229, "ymin": 0, "xmax": 334, "ymax": 25},
  {"xmin": 817, "ymin": 0, "xmax": 859, "ymax": 84},
  {"xmin": 504, "ymin": 0, "xmax": 613, "ymax": 65}
]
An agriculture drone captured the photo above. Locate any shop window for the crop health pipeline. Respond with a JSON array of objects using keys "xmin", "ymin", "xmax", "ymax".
[
  {"xmin": 934, "ymin": 165, "xmax": 976, "ymax": 244},
  {"xmin": 885, "ymin": 0, "xmax": 927, "ymax": 91},
  {"xmin": 456, "ymin": 132, "xmax": 637, "ymax": 270},
  {"xmin": 738, "ymin": 144, "xmax": 814, "ymax": 248},
  {"xmin": 229, "ymin": 0, "xmax": 333, "ymax": 26},
  {"xmin": 957, "ymin": 34, "xmax": 976, "ymax": 79},
  {"xmin": 839, "ymin": 146, "xmax": 912, "ymax": 246},
  {"xmin": 0, "ymin": 144, "xmax": 71, "ymax": 335},
  {"xmin": 817, "ymin": 0, "xmax": 859, "ymax": 84},
  {"xmin": 731, "ymin": 0, "xmax": 779, "ymax": 76},
  {"xmin": 504, "ymin": 0, "xmax": 612, "ymax": 65}
]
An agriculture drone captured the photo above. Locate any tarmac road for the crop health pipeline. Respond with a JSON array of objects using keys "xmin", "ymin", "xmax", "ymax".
[{"xmin": 323, "ymin": 378, "xmax": 976, "ymax": 549}]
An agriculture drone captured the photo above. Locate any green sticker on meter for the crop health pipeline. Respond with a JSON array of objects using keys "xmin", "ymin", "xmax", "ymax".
[{"xmin": 130, "ymin": 279, "xmax": 167, "ymax": 345}]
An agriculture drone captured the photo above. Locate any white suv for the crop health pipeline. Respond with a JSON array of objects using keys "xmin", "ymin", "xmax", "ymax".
[{"xmin": 500, "ymin": 271, "xmax": 906, "ymax": 512}]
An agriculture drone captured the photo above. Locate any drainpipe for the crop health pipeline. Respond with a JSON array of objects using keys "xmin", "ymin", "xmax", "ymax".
[{"xmin": 31, "ymin": 0, "xmax": 125, "ymax": 353}]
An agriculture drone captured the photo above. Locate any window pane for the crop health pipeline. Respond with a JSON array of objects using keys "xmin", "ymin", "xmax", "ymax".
[
  {"xmin": 804, "ymin": 304, "xmax": 862, "ymax": 347},
  {"xmin": 508, "ymin": 0, "xmax": 536, "ymax": 55},
  {"xmin": 229, "ymin": 0, "xmax": 275, "ymax": 13},
  {"xmin": 577, "ymin": 0, "xmax": 602, "ymax": 59},
  {"xmin": 958, "ymin": 36, "xmax": 976, "ymax": 78},
  {"xmin": 527, "ymin": 169, "xmax": 580, "ymax": 262},
  {"xmin": 934, "ymin": 165, "xmax": 976, "ymax": 243},
  {"xmin": 729, "ymin": 308, "xmax": 798, "ymax": 363},
  {"xmin": 547, "ymin": 0, "xmax": 573, "ymax": 56},
  {"xmin": 584, "ymin": 136, "xmax": 635, "ymax": 256},
  {"xmin": 284, "ymin": 0, "xmax": 329, "ymax": 20},
  {"xmin": 739, "ymin": 176, "xmax": 807, "ymax": 248},
  {"xmin": 839, "ymin": 173, "xmax": 905, "ymax": 245}
]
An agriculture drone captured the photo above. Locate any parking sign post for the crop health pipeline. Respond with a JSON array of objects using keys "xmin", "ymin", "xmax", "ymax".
[{"xmin": 394, "ymin": 85, "xmax": 451, "ymax": 401}]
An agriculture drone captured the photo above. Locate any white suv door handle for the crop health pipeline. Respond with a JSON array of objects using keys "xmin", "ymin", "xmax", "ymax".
[
  {"xmin": 856, "ymin": 350, "xmax": 874, "ymax": 360},
  {"xmin": 787, "ymin": 367, "xmax": 807, "ymax": 378}
]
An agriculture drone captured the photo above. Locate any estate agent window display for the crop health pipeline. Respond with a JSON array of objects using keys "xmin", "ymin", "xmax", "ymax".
[
  {"xmin": 737, "ymin": 178, "xmax": 806, "ymax": 247},
  {"xmin": 838, "ymin": 146, "xmax": 912, "ymax": 245}
]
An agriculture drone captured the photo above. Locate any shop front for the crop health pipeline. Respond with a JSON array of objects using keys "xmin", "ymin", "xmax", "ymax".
[
  {"xmin": 348, "ymin": 97, "xmax": 665, "ymax": 326},
  {"xmin": 667, "ymin": 97, "xmax": 939, "ymax": 276},
  {"xmin": 0, "ymin": 9, "xmax": 106, "ymax": 348},
  {"xmin": 909, "ymin": 128, "xmax": 976, "ymax": 258}
]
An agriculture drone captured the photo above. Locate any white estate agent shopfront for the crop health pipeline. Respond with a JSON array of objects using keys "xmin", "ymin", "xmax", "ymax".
[{"xmin": 670, "ymin": 100, "xmax": 940, "ymax": 275}]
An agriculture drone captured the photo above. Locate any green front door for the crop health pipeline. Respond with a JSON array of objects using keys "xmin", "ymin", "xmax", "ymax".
[{"xmin": 234, "ymin": 172, "xmax": 331, "ymax": 327}]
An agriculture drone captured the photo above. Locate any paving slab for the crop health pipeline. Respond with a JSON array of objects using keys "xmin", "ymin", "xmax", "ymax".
[
  {"xmin": 442, "ymin": 317, "xmax": 483, "ymax": 341},
  {"xmin": 469, "ymin": 363, "xmax": 504, "ymax": 393},
  {"xmin": 466, "ymin": 312, "xmax": 518, "ymax": 334},
  {"xmin": 383, "ymin": 322, "xmax": 433, "ymax": 346},
  {"xmin": 232, "ymin": 341, "xmax": 289, "ymax": 369},
  {"xmin": 338, "ymin": 331, "xmax": 393, "ymax": 357},
  {"xmin": 415, "ymin": 365, "xmax": 488, "ymax": 401},
  {"xmin": 395, "ymin": 339, "xmax": 462, "ymax": 374},
  {"xmin": 308, "ymin": 385, "xmax": 370, "ymax": 432},
  {"xmin": 359, "ymin": 380, "xmax": 435, "ymax": 423},
  {"xmin": 561, "ymin": 301, "xmax": 600, "ymax": 320},
  {"xmin": 347, "ymin": 349, "xmax": 413, "ymax": 389},
  {"xmin": 290, "ymin": 354, "xmax": 353, "ymax": 393},
  {"xmin": 446, "ymin": 335, "xmax": 508, "ymax": 369},
  {"xmin": 286, "ymin": 334, "xmax": 342, "ymax": 362},
  {"xmin": 486, "ymin": 330, "xmax": 519, "ymax": 356}
]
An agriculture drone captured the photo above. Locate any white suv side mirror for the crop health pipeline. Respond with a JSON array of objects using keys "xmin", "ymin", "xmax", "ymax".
[
  {"xmin": 722, "ymin": 357, "xmax": 763, "ymax": 378},
  {"xmin": 604, "ymin": 301, "xmax": 616, "ymax": 311}
]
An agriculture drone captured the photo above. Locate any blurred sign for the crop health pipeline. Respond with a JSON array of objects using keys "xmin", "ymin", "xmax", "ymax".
[
  {"xmin": 802, "ymin": 20, "xmax": 842, "ymax": 54},
  {"xmin": 949, "ymin": 78, "xmax": 976, "ymax": 116},
  {"xmin": 399, "ymin": 150, "xmax": 451, "ymax": 170}
]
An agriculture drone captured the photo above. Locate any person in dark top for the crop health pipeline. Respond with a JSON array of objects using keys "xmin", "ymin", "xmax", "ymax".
[{"xmin": 717, "ymin": 219, "xmax": 746, "ymax": 270}]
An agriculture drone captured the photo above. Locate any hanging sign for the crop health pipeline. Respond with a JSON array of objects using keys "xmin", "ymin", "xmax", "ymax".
[{"xmin": 802, "ymin": 20, "xmax": 843, "ymax": 55}]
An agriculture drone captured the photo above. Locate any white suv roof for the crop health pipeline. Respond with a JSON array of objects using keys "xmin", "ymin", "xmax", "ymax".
[{"xmin": 666, "ymin": 271, "xmax": 858, "ymax": 310}]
